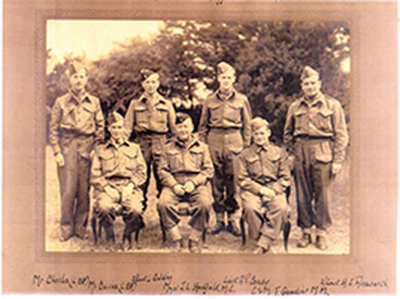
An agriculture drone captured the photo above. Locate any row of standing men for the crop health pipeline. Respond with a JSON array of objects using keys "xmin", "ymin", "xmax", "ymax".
[{"xmin": 49, "ymin": 61, "xmax": 348, "ymax": 253}]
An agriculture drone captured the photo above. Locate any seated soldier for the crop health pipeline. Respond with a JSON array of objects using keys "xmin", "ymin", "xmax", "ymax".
[
  {"xmin": 91, "ymin": 112, "xmax": 147, "ymax": 250},
  {"xmin": 237, "ymin": 117, "xmax": 291, "ymax": 254},
  {"xmin": 157, "ymin": 113, "xmax": 214, "ymax": 253}
]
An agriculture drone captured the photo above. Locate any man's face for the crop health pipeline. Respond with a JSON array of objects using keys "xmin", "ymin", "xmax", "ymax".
[
  {"xmin": 253, "ymin": 125, "xmax": 271, "ymax": 147},
  {"xmin": 142, "ymin": 73, "xmax": 160, "ymax": 95},
  {"xmin": 217, "ymin": 72, "xmax": 236, "ymax": 92},
  {"xmin": 69, "ymin": 69, "xmax": 88, "ymax": 93},
  {"xmin": 176, "ymin": 118, "xmax": 194, "ymax": 142},
  {"xmin": 301, "ymin": 76, "xmax": 321, "ymax": 98},
  {"xmin": 108, "ymin": 119, "xmax": 124, "ymax": 142}
]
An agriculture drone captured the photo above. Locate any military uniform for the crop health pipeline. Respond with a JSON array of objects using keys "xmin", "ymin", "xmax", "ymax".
[
  {"xmin": 198, "ymin": 83, "xmax": 252, "ymax": 229},
  {"xmin": 124, "ymin": 91, "xmax": 176, "ymax": 205},
  {"xmin": 237, "ymin": 142, "xmax": 291, "ymax": 250},
  {"xmin": 283, "ymin": 66, "xmax": 348, "ymax": 248},
  {"xmin": 49, "ymin": 89, "xmax": 105, "ymax": 240},
  {"xmin": 91, "ymin": 138, "xmax": 147, "ymax": 240},
  {"xmin": 157, "ymin": 135, "xmax": 214, "ymax": 247},
  {"xmin": 199, "ymin": 91, "xmax": 251, "ymax": 227}
]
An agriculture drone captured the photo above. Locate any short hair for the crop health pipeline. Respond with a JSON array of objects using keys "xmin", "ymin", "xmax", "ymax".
[
  {"xmin": 250, "ymin": 117, "xmax": 269, "ymax": 131},
  {"xmin": 175, "ymin": 112, "xmax": 192, "ymax": 125}
]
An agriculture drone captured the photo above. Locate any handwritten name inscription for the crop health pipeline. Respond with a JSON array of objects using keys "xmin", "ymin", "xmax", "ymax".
[{"xmin": 32, "ymin": 272, "xmax": 388, "ymax": 294}]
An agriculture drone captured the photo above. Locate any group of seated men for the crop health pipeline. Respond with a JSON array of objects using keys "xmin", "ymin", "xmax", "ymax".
[{"xmin": 91, "ymin": 111, "xmax": 289, "ymax": 254}]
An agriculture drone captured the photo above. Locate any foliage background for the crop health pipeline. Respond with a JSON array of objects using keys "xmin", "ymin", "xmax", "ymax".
[{"xmin": 46, "ymin": 20, "xmax": 350, "ymax": 144}]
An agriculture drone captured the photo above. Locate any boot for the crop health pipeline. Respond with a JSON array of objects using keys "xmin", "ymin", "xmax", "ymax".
[
  {"xmin": 209, "ymin": 221, "xmax": 225, "ymax": 235},
  {"xmin": 297, "ymin": 233, "xmax": 312, "ymax": 248},
  {"xmin": 227, "ymin": 221, "xmax": 241, "ymax": 237},
  {"xmin": 188, "ymin": 239, "xmax": 202, "ymax": 253}
]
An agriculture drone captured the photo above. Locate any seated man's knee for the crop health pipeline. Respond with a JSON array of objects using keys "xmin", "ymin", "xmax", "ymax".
[
  {"xmin": 157, "ymin": 188, "xmax": 175, "ymax": 211},
  {"xmin": 195, "ymin": 185, "xmax": 213, "ymax": 210},
  {"xmin": 95, "ymin": 194, "xmax": 115, "ymax": 219},
  {"xmin": 273, "ymin": 194, "xmax": 289, "ymax": 217}
]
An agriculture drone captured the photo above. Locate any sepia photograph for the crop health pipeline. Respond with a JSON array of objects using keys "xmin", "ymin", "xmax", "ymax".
[
  {"xmin": 3, "ymin": 0, "xmax": 397, "ymax": 295},
  {"xmin": 45, "ymin": 20, "xmax": 350, "ymax": 255}
]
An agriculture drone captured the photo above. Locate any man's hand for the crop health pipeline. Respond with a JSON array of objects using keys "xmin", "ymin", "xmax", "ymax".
[
  {"xmin": 55, "ymin": 153, "xmax": 65, "ymax": 167},
  {"xmin": 183, "ymin": 181, "xmax": 195, "ymax": 194},
  {"xmin": 260, "ymin": 187, "xmax": 276, "ymax": 199},
  {"xmin": 173, "ymin": 184, "xmax": 185, "ymax": 196},
  {"xmin": 261, "ymin": 195, "xmax": 272, "ymax": 203},
  {"xmin": 331, "ymin": 163, "xmax": 342, "ymax": 176},
  {"xmin": 104, "ymin": 185, "xmax": 120, "ymax": 201},
  {"xmin": 122, "ymin": 182, "xmax": 135, "ymax": 202}
]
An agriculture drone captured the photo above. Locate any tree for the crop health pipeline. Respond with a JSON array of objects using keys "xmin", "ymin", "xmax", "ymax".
[{"xmin": 46, "ymin": 21, "xmax": 351, "ymax": 143}]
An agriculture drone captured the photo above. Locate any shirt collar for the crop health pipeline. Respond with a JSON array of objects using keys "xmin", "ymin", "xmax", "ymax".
[
  {"xmin": 217, "ymin": 88, "xmax": 235, "ymax": 102},
  {"xmin": 174, "ymin": 135, "xmax": 200, "ymax": 149},
  {"xmin": 254, "ymin": 142, "xmax": 270, "ymax": 153},
  {"xmin": 300, "ymin": 92, "xmax": 326, "ymax": 108},
  {"xmin": 105, "ymin": 138, "xmax": 130, "ymax": 149},
  {"xmin": 69, "ymin": 89, "xmax": 91, "ymax": 104},
  {"xmin": 139, "ymin": 92, "xmax": 165, "ymax": 105}
]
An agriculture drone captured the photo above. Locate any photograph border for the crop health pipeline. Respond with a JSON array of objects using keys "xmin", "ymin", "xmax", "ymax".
[{"xmin": 37, "ymin": 6, "xmax": 355, "ymax": 262}]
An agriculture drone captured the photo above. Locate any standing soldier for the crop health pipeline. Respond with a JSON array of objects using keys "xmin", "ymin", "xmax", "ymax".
[
  {"xmin": 198, "ymin": 62, "xmax": 252, "ymax": 236},
  {"xmin": 157, "ymin": 113, "xmax": 214, "ymax": 253},
  {"xmin": 283, "ymin": 66, "xmax": 348, "ymax": 250},
  {"xmin": 237, "ymin": 117, "xmax": 291, "ymax": 253},
  {"xmin": 49, "ymin": 60, "xmax": 105, "ymax": 242},
  {"xmin": 91, "ymin": 112, "xmax": 146, "ymax": 250},
  {"xmin": 124, "ymin": 69, "xmax": 176, "ymax": 207}
]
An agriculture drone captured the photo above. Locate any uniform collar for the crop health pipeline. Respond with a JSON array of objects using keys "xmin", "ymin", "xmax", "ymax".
[
  {"xmin": 253, "ymin": 142, "xmax": 270, "ymax": 153},
  {"xmin": 217, "ymin": 88, "xmax": 235, "ymax": 102},
  {"xmin": 68, "ymin": 89, "xmax": 91, "ymax": 104},
  {"xmin": 139, "ymin": 92, "xmax": 165, "ymax": 105},
  {"xmin": 105, "ymin": 138, "xmax": 130, "ymax": 149},
  {"xmin": 300, "ymin": 92, "xmax": 326, "ymax": 108},
  {"xmin": 174, "ymin": 135, "xmax": 200, "ymax": 149}
]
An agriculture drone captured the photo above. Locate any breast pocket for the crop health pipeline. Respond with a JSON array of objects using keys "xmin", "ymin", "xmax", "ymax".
[
  {"xmin": 81, "ymin": 105, "xmax": 96, "ymax": 125},
  {"xmin": 314, "ymin": 110, "xmax": 333, "ymax": 132},
  {"xmin": 208, "ymin": 103, "xmax": 223, "ymax": 123},
  {"xmin": 155, "ymin": 106, "xmax": 169, "ymax": 124},
  {"xmin": 225, "ymin": 103, "xmax": 242, "ymax": 124},
  {"xmin": 123, "ymin": 150, "xmax": 138, "ymax": 170},
  {"xmin": 247, "ymin": 156, "xmax": 262, "ymax": 177},
  {"xmin": 134, "ymin": 107, "xmax": 148, "ymax": 124},
  {"xmin": 264, "ymin": 151, "xmax": 280, "ymax": 179},
  {"xmin": 100, "ymin": 152, "xmax": 116, "ymax": 174},
  {"xmin": 61, "ymin": 104, "xmax": 75, "ymax": 116},
  {"xmin": 188, "ymin": 148, "xmax": 204, "ymax": 171},
  {"xmin": 294, "ymin": 110, "xmax": 308, "ymax": 133},
  {"xmin": 167, "ymin": 150, "xmax": 182, "ymax": 172},
  {"xmin": 60, "ymin": 104, "xmax": 75, "ymax": 125}
]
